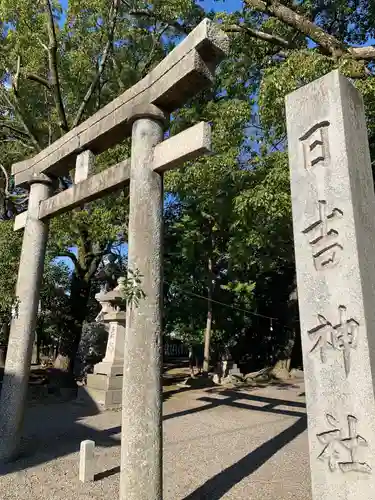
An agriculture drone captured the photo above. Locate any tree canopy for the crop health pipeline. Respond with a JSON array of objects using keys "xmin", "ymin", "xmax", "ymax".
[{"xmin": 1, "ymin": 0, "xmax": 374, "ymax": 373}]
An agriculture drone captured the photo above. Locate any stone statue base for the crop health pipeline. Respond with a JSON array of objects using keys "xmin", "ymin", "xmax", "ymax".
[
  {"xmin": 93, "ymin": 361, "xmax": 124, "ymax": 377},
  {"xmin": 86, "ymin": 372, "xmax": 123, "ymax": 409}
]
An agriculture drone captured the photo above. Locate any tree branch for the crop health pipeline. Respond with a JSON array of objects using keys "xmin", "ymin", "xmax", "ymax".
[
  {"xmin": 25, "ymin": 73, "xmax": 51, "ymax": 89},
  {"xmin": 127, "ymin": 6, "xmax": 190, "ymax": 35},
  {"xmin": 86, "ymin": 242, "xmax": 112, "ymax": 281},
  {"xmin": 349, "ymin": 46, "xmax": 375, "ymax": 61},
  {"xmin": 140, "ymin": 23, "xmax": 170, "ymax": 77},
  {"xmin": 0, "ymin": 138, "xmax": 35, "ymax": 150},
  {"xmin": 57, "ymin": 250, "xmax": 80, "ymax": 269},
  {"xmin": 72, "ymin": 0, "xmax": 120, "ymax": 128},
  {"xmin": 23, "ymin": 18, "xmax": 49, "ymax": 51},
  {"xmin": 225, "ymin": 23, "xmax": 293, "ymax": 48},
  {"xmin": 0, "ymin": 163, "xmax": 10, "ymax": 199},
  {"xmin": 0, "ymin": 87, "xmax": 42, "ymax": 151},
  {"xmin": 244, "ymin": 0, "xmax": 346, "ymax": 56},
  {"xmin": 244, "ymin": 0, "xmax": 375, "ymax": 61},
  {"xmin": 12, "ymin": 56, "xmax": 21, "ymax": 94},
  {"xmin": 111, "ymin": 56, "xmax": 126, "ymax": 90},
  {"xmin": 45, "ymin": 0, "xmax": 69, "ymax": 132},
  {"xmin": 0, "ymin": 122, "xmax": 30, "ymax": 139}
]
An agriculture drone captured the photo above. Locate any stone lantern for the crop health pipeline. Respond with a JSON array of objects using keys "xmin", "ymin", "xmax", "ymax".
[{"xmin": 86, "ymin": 278, "xmax": 126, "ymax": 409}]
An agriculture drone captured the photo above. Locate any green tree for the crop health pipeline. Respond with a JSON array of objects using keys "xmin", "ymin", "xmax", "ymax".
[
  {"xmin": 36, "ymin": 260, "xmax": 71, "ymax": 364},
  {"xmin": 0, "ymin": 0, "xmax": 196, "ymax": 374},
  {"xmin": 0, "ymin": 220, "xmax": 22, "ymax": 345},
  {"xmin": 164, "ymin": 94, "xmax": 253, "ymax": 372},
  {"xmin": 217, "ymin": 0, "xmax": 375, "ymax": 153},
  {"xmin": 3, "ymin": 0, "xmax": 370, "ymax": 379}
]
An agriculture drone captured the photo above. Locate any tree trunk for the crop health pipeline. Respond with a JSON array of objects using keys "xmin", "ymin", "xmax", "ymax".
[
  {"xmin": 203, "ymin": 256, "xmax": 213, "ymax": 374},
  {"xmin": 290, "ymin": 327, "xmax": 303, "ymax": 369},
  {"xmin": 1, "ymin": 321, "xmax": 10, "ymax": 346},
  {"xmin": 0, "ymin": 346, "xmax": 6, "ymax": 368},
  {"xmin": 36, "ymin": 317, "xmax": 43, "ymax": 365},
  {"xmin": 36, "ymin": 338, "xmax": 41, "ymax": 365},
  {"xmin": 288, "ymin": 284, "xmax": 302, "ymax": 369},
  {"xmin": 271, "ymin": 358, "xmax": 291, "ymax": 379},
  {"xmin": 0, "ymin": 321, "xmax": 10, "ymax": 369},
  {"xmin": 270, "ymin": 282, "xmax": 300, "ymax": 378},
  {"xmin": 53, "ymin": 271, "xmax": 91, "ymax": 374}
]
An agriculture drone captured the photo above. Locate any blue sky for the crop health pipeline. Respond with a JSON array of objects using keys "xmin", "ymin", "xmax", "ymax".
[
  {"xmin": 200, "ymin": 0, "xmax": 242, "ymax": 11},
  {"xmin": 59, "ymin": 0, "xmax": 243, "ymax": 13}
]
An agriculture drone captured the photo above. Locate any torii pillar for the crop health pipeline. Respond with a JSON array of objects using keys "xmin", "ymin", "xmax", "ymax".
[
  {"xmin": 120, "ymin": 104, "xmax": 166, "ymax": 500},
  {"xmin": 0, "ymin": 174, "xmax": 54, "ymax": 460}
]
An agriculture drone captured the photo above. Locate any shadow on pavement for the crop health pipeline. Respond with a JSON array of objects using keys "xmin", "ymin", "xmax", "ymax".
[
  {"xmin": 164, "ymin": 388, "xmax": 306, "ymax": 422},
  {"xmin": 0, "ymin": 366, "xmax": 306, "ymax": 492},
  {"xmin": 182, "ymin": 415, "xmax": 307, "ymax": 500},
  {"xmin": 0, "ymin": 360, "xmax": 192, "ymax": 476},
  {"xmin": 0, "ymin": 371, "xmax": 119, "ymax": 477},
  {"xmin": 94, "ymin": 465, "xmax": 120, "ymax": 481},
  {"xmin": 94, "ymin": 388, "xmax": 306, "ymax": 484}
]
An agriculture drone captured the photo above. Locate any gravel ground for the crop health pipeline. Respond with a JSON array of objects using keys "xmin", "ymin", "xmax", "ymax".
[{"xmin": 0, "ymin": 378, "xmax": 311, "ymax": 500}]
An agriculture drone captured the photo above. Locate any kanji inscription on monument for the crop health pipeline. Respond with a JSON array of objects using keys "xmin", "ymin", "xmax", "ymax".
[
  {"xmin": 286, "ymin": 70, "xmax": 375, "ymax": 499},
  {"xmin": 300, "ymin": 121, "xmax": 330, "ymax": 169},
  {"xmin": 302, "ymin": 200, "xmax": 343, "ymax": 270},
  {"xmin": 317, "ymin": 414, "xmax": 371, "ymax": 474},
  {"xmin": 106, "ymin": 323, "xmax": 116, "ymax": 357},
  {"xmin": 308, "ymin": 306, "xmax": 359, "ymax": 376}
]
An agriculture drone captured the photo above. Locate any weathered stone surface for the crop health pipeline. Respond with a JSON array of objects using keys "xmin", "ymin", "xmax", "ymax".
[
  {"xmin": 12, "ymin": 18, "xmax": 227, "ymax": 187},
  {"xmin": 92, "ymin": 363, "xmax": 124, "ymax": 377},
  {"xmin": 86, "ymin": 373, "xmax": 123, "ymax": 391},
  {"xmin": 14, "ymin": 211, "xmax": 27, "ymax": 231},
  {"xmin": 86, "ymin": 282, "xmax": 126, "ymax": 409},
  {"xmin": 221, "ymin": 374, "xmax": 245, "ymax": 386},
  {"xmin": 14, "ymin": 120, "xmax": 212, "ymax": 230},
  {"xmin": 74, "ymin": 150, "xmax": 95, "ymax": 183},
  {"xmin": 229, "ymin": 363, "xmax": 241, "ymax": 375},
  {"xmin": 86, "ymin": 371, "xmax": 124, "ymax": 409},
  {"xmin": 286, "ymin": 69, "xmax": 375, "ymax": 499},
  {"xmin": 153, "ymin": 121, "xmax": 211, "ymax": 173},
  {"xmin": 85, "ymin": 386, "xmax": 123, "ymax": 409},
  {"xmin": 45, "ymin": 159, "xmax": 130, "ymax": 219},
  {"xmin": 95, "ymin": 321, "xmax": 125, "ymax": 369},
  {"xmin": 3, "ymin": 15, "xmax": 226, "ymax": 474},
  {"xmin": 0, "ymin": 176, "xmax": 53, "ymax": 462},
  {"xmin": 79, "ymin": 440, "xmax": 95, "ymax": 483},
  {"xmin": 86, "ymin": 378, "xmax": 122, "ymax": 407},
  {"xmin": 120, "ymin": 115, "xmax": 164, "ymax": 500}
]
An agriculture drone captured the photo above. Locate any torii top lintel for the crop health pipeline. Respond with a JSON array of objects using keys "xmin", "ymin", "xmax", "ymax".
[{"xmin": 12, "ymin": 19, "xmax": 229, "ymax": 188}]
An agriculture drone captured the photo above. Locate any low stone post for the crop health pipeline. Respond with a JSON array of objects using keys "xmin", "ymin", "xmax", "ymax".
[
  {"xmin": 79, "ymin": 440, "xmax": 95, "ymax": 483},
  {"xmin": 120, "ymin": 105, "xmax": 167, "ymax": 500},
  {"xmin": 0, "ymin": 173, "xmax": 54, "ymax": 462}
]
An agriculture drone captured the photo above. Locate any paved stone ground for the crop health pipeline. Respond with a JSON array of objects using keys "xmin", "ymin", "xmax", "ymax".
[{"xmin": 0, "ymin": 377, "xmax": 311, "ymax": 499}]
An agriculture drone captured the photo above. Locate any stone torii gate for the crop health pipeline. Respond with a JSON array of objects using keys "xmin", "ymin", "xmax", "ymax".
[{"xmin": 0, "ymin": 18, "xmax": 228, "ymax": 499}]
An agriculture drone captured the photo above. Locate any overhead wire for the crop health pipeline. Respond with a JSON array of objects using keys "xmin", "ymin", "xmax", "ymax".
[{"xmin": 164, "ymin": 280, "xmax": 279, "ymax": 321}]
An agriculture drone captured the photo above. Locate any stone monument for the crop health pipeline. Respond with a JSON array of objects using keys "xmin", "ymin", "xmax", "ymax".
[
  {"xmin": 286, "ymin": 70, "xmax": 375, "ymax": 499},
  {"xmin": 86, "ymin": 278, "xmax": 126, "ymax": 409}
]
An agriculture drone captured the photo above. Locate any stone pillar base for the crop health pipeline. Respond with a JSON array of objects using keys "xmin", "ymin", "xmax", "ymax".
[
  {"xmin": 86, "ymin": 373, "xmax": 123, "ymax": 409},
  {"xmin": 93, "ymin": 362, "xmax": 123, "ymax": 377}
]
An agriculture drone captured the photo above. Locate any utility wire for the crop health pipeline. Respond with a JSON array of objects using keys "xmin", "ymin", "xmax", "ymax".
[{"xmin": 164, "ymin": 280, "xmax": 278, "ymax": 321}]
